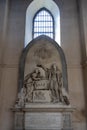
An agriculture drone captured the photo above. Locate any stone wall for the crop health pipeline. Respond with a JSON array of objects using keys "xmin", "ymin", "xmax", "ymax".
[{"xmin": 0, "ymin": 0, "xmax": 87, "ymax": 130}]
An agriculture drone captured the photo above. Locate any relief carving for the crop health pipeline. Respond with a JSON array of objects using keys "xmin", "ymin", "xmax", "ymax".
[
  {"xmin": 16, "ymin": 63, "xmax": 70, "ymax": 107},
  {"xmin": 34, "ymin": 45, "xmax": 52, "ymax": 59}
]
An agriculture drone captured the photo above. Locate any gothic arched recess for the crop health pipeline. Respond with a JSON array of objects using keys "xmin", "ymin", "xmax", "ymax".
[{"xmin": 18, "ymin": 36, "xmax": 68, "ymax": 93}]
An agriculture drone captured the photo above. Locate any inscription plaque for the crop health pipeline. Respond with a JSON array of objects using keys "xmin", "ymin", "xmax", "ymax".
[{"xmin": 25, "ymin": 112, "xmax": 63, "ymax": 130}]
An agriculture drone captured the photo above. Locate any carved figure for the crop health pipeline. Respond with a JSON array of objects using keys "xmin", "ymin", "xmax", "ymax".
[
  {"xmin": 25, "ymin": 67, "xmax": 47, "ymax": 101},
  {"xmin": 37, "ymin": 63, "xmax": 70, "ymax": 104},
  {"xmin": 37, "ymin": 64, "xmax": 51, "ymax": 79},
  {"xmin": 16, "ymin": 64, "xmax": 70, "ymax": 107},
  {"xmin": 24, "ymin": 68, "xmax": 43, "ymax": 102},
  {"xmin": 49, "ymin": 64, "xmax": 63, "ymax": 102},
  {"xmin": 24, "ymin": 68, "xmax": 42, "ymax": 83},
  {"xmin": 37, "ymin": 64, "xmax": 62, "ymax": 102}
]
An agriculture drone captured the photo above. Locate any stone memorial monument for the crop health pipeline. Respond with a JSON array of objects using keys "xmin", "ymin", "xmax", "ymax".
[{"xmin": 12, "ymin": 36, "xmax": 74, "ymax": 130}]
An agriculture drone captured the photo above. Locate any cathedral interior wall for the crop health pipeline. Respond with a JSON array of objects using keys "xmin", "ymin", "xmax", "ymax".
[{"xmin": 0, "ymin": 0, "xmax": 87, "ymax": 130}]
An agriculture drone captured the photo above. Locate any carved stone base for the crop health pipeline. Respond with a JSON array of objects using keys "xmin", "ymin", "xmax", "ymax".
[
  {"xmin": 14, "ymin": 112, "xmax": 24, "ymax": 130},
  {"xmin": 62, "ymin": 112, "xmax": 73, "ymax": 130},
  {"xmin": 13, "ymin": 106, "xmax": 74, "ymax": 130}
]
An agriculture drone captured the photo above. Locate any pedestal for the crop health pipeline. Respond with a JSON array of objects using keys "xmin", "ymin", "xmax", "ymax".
[{"xmin": 13, "ymin": 104, "xmax": 74, "ymax": 130}]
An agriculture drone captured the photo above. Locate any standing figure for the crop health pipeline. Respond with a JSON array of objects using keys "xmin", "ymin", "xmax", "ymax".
[
  {"xmin": 49, "ymin": 63, "xmax": 63, "ymax": 103},
  {"xmin": 37, "ymin": 63, "xmax": 64, "ymax": 102}
]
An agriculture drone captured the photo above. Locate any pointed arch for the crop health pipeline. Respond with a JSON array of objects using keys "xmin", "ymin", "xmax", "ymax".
[
  {"xmin": 33, "ymin": 7, "xmax": 55, "ymax": 39},
  {"xmin": 25, "ymin": 0, "xmax": 60, "ymax": 46},
  {"xmin": 19, "ymin": 36, "xmax": 68, "ymax": 93}
]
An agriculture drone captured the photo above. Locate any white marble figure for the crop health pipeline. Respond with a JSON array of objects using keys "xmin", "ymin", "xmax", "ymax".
[
  {"xmin": 49, "ymin": 63, "xmax": 64, "ymax": 103},
  {"xmin": 37, "ymin": 63, "xmax": 70, "ymax": 104},
  {"xmin": 16, "ymin": 64, "xmax": 70, "ymax": 107}
]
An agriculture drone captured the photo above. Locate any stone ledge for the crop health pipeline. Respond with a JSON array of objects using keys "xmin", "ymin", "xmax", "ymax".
[{"xmin": 11, "ymin": 105, "xmax": 75, "ymax": 113}]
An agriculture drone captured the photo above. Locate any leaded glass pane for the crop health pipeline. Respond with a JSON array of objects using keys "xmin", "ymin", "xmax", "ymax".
[{"xmin": 33, "ymin": 8, "xmax": 54, "ymax": 39}]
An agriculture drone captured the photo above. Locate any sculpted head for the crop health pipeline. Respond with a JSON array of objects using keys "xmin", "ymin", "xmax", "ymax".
[{"xmin": 51, "ymin": 63, "xmax": 58, "ymax": 71}]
